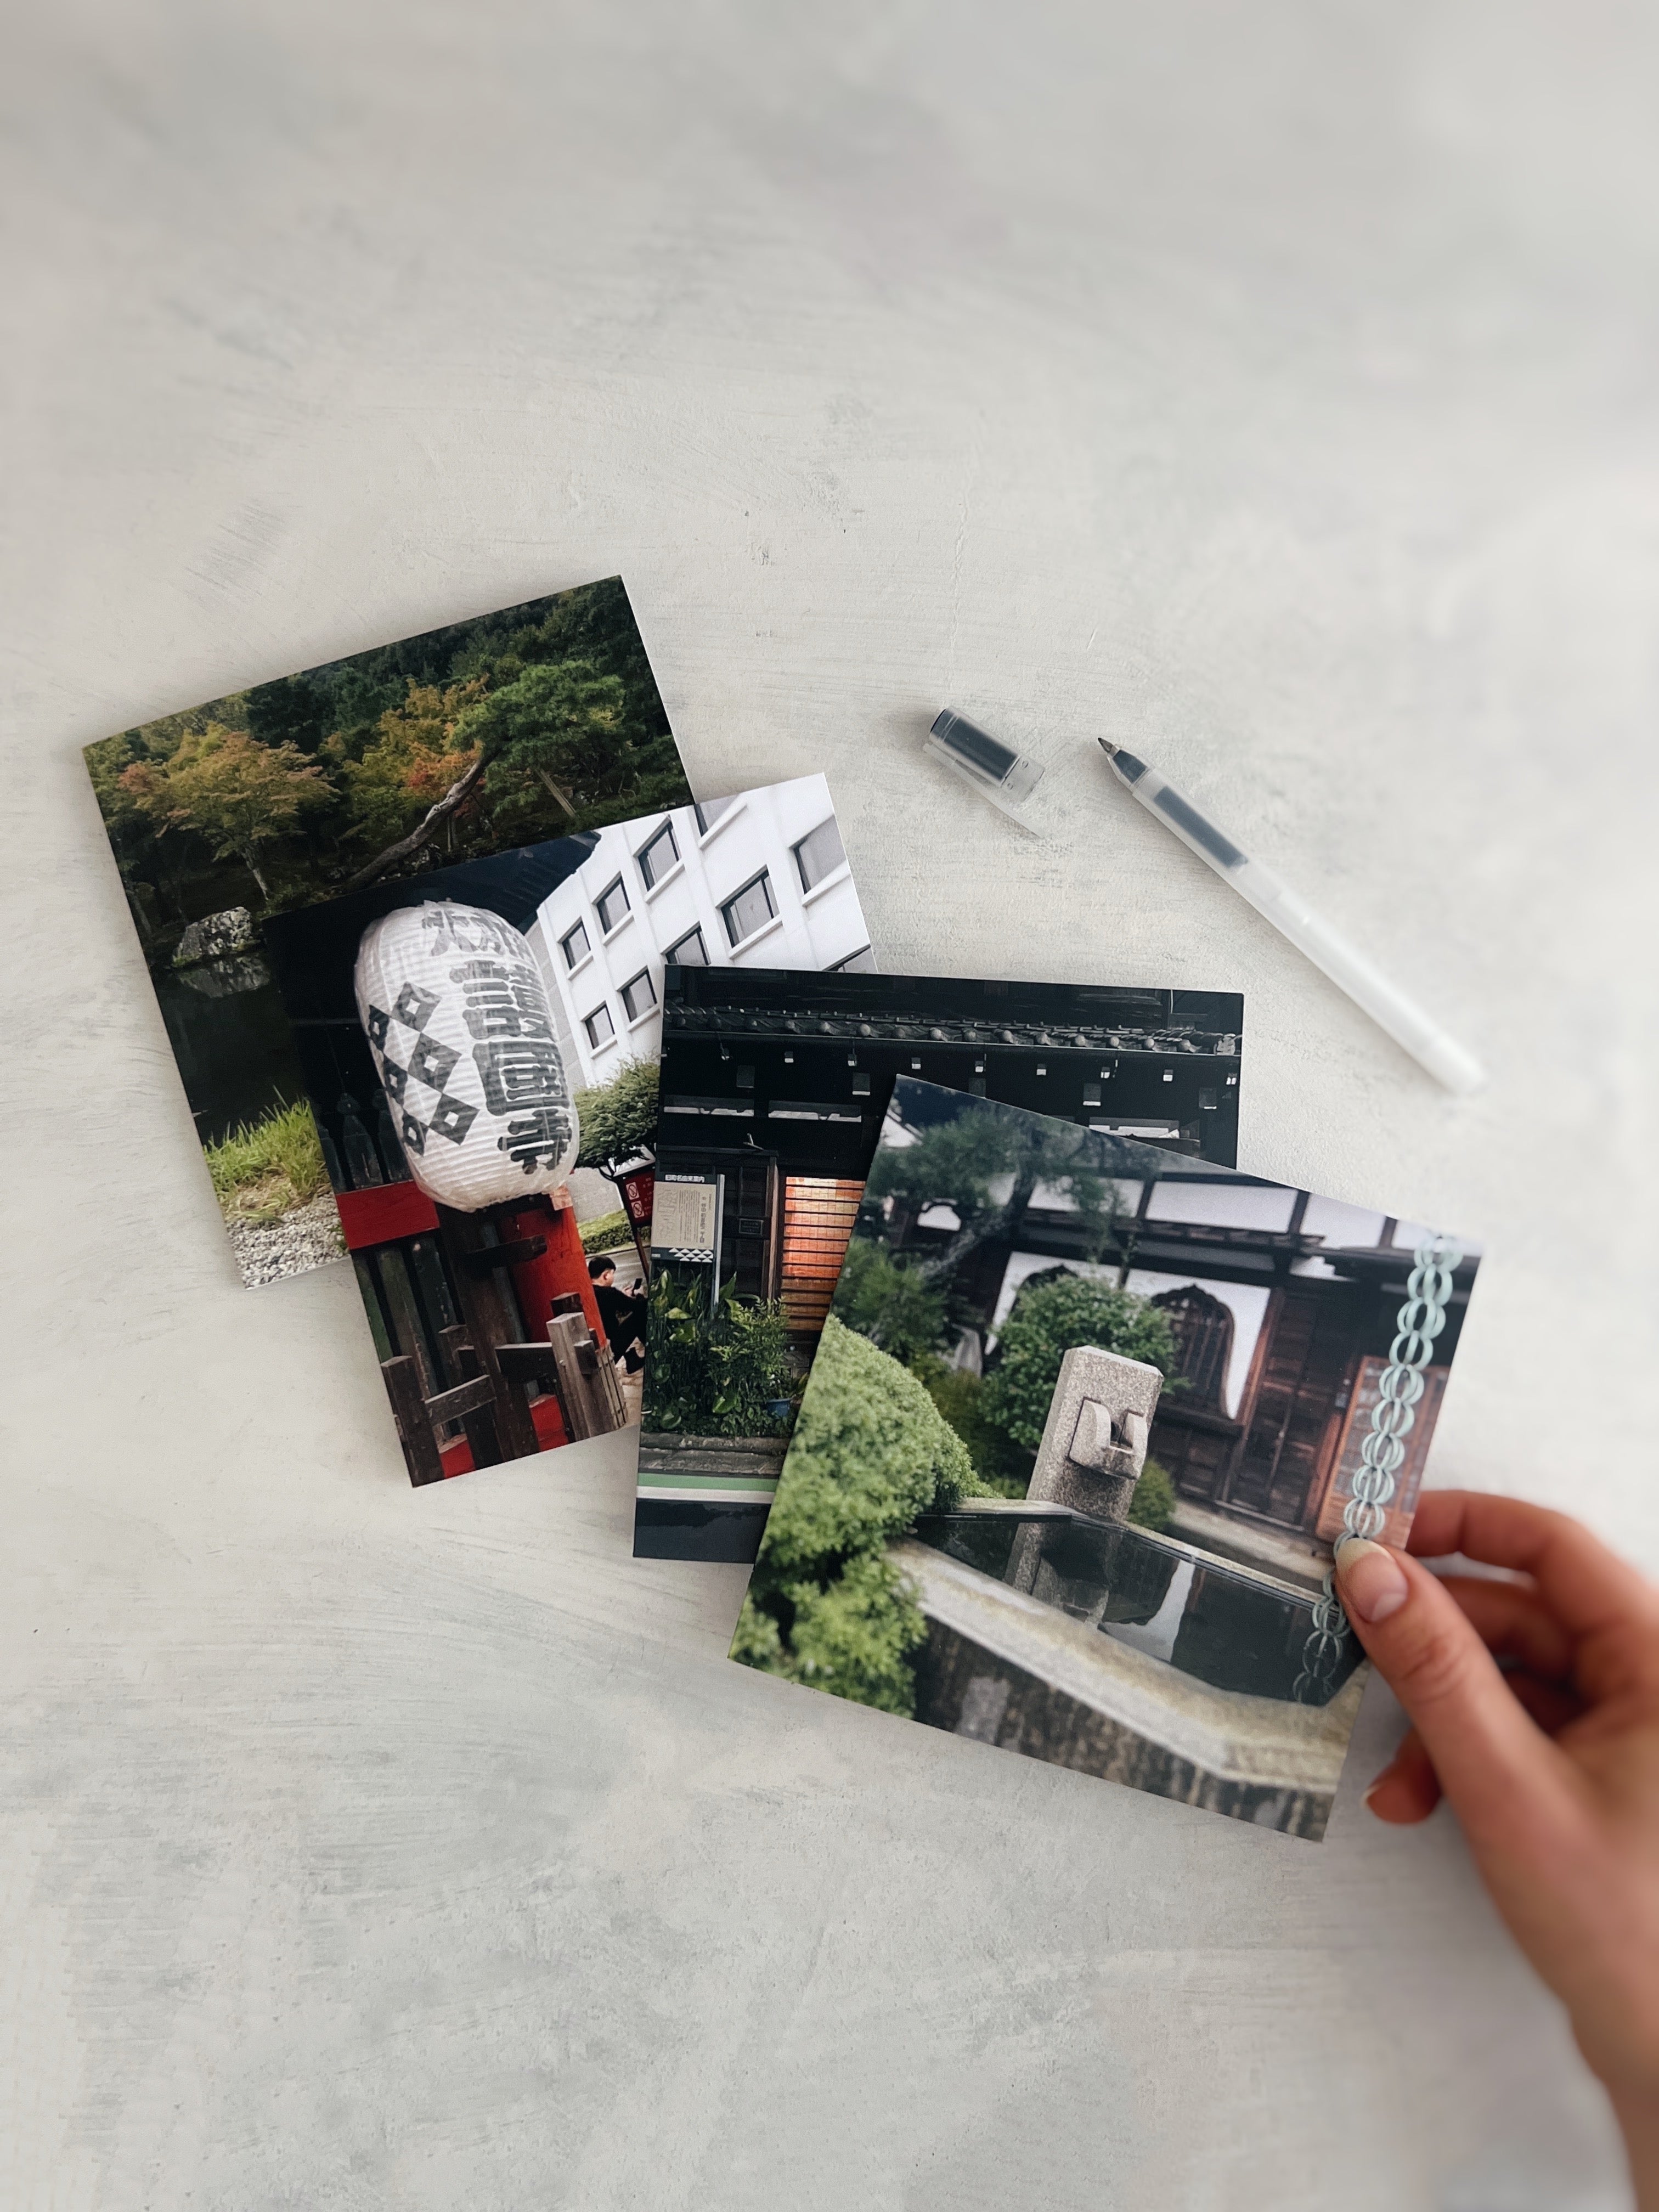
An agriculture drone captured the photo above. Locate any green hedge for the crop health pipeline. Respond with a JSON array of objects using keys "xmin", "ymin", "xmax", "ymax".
[{"xmin": 579, "ymin": 1209, "xmax": 634, "ymax": 1256}]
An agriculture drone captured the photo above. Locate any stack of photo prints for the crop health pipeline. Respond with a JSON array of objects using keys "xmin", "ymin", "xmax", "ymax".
[{"xmin": 88, "ymin": 579, "xmax": 1482, "ymax": 1842}]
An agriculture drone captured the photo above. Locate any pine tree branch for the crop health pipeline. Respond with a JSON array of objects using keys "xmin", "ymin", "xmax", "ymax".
[{"xmin": 343, "ymin": 751, "xmax": 490, "ymax": 891}]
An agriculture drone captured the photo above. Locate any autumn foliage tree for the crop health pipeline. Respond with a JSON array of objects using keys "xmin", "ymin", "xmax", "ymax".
[
  {"xmin": 339, "ymin": 679, "xmax": 488, "ymax": 859},
  {"xmin": 120, "ymin": 725, "xmax": 332, "ymax": 899}
]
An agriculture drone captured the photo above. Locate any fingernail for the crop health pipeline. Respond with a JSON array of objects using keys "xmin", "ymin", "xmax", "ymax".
[{"xmin": 1334, "ymin": 1536, "xmax": 1410, "ymax": 1623}]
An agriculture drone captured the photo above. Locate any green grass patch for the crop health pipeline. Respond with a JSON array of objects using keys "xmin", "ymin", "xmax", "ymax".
[{"xmin": 204, "ymin": 1098, "xmax": 331, "ymax": 1224}]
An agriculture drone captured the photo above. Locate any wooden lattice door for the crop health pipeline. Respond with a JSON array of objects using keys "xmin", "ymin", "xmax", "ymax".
[{"xmin": 1224, "ymin": 1288, "xmax": 1355, "ymax": 1530}]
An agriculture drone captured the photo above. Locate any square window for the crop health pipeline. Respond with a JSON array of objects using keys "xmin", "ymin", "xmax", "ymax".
[
  {"xmin": 637, "ymin": 821, "xmax": 679, "ymax": 890},
  {"xmin": 832, "ymin": 944, "xmax": 876, "ymax": 974},
  {"xmin": 560, "ymin": 919, "xmax": 591, "ymax": 970},
  {"xmin": 595, "ymin": 877, "xmax": 630, "ymax": 935},
  {"xmin": 792, "ymin": 816, "xmax": 846, "ymax": 892},
  {"xmin": 720, "ymin": 870, "xmax": 776, "ymax": 947},
  {"xmin": 665, "ymin": 924, "xmax": 708, "ymax": 966},
  {"xmin": 620, "ymin": 969, "xmax": 657, "ymax": 1023},
  {"xmin": 695, "ymin": 796, "xmax": 738, "ymax": 836},
  {"xmin": 584, "ymin": 1003, "xmax": 616, "ymax": 1049}
]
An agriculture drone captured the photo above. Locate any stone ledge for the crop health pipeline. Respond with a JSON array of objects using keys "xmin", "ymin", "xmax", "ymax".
[
  {"xmin": 898, "ymin": 1538, "xmax": 1364, "ymax": 1826},
  {"xmin": 638, "ymin": 1431, "xmax": 790, "ymax": 1475}
]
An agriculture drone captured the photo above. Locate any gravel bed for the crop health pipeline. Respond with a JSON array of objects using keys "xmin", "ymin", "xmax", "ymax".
[{"xmin": 229, "ymin": 1191, "xmax": 348, "ymax": 1288}]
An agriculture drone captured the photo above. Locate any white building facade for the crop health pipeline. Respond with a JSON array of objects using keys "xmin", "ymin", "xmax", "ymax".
[{"xmin": 527, "ymin": 774, "xmax": 873, "ymax": 1094}]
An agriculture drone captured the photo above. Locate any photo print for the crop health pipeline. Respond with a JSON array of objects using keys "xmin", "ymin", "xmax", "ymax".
[
  {"xmin": 636, "ymin": 970, "xmax": 1244, "ymax": 1561},
  {"xmin": 729, "ymin": 1079, "xmax": 1480, "ymax": 1840},
  {"xmin": 83, "ymin": 578, "xmax": 692, "ymax": 1286},
  {"xmin": 263, "ymin": 776, "xmax": 872, "ymax": 1487}
]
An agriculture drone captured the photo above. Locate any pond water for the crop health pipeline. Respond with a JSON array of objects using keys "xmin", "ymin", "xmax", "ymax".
[
  {"xmin": 910, "ymin": 1511, "xmax": 1362, "ymax": 1707},
  {"xmin": 151, "ymin": 963, "xmax": 311, "ymax": 1145}
]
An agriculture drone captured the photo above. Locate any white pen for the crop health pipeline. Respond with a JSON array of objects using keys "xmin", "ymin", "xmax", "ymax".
[{"xmin": 1097, "ymin": 738, "xmax": 1486, "ymax": 1096}]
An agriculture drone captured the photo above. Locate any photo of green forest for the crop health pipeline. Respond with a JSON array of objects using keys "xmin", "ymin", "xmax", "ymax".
[{"xmin": 84, "ymin": 577, "xmax": 690, "ymax": 1285}]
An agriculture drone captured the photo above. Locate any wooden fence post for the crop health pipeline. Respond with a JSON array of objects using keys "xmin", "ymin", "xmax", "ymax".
[
  {"xmin": 432, "ymin": 1205, "xmax": 540, "ymax": 1461},
  {"xmin": 546, "ymin": 1309, "xmax": 627, "ymax": 1439},
  {"xmin": 382, "ymin": 1355, "xmax": 444, "ymax": 1486},
  {"xmin": 439, "ymin": 1324, "xmax": 503, "ymax": 1470}
]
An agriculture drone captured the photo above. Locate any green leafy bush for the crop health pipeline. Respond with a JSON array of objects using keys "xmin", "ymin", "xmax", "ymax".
[
  {"xmin": 573, "ymin": 1056, "xmax": 660, "ymax": 1169},
  {"xmin": 911, "ymin": 1358, "xmax": 1033, "ymax": 1498},
  {"xmin": 831, "ymin": 1237, "xmax": 949, "ymax": 1364},
  {"xmin": 730, "ymin": 1550, "xmax": 926, "ymax": 1716},
  {"xmin": 980, "ymin": 1272, "xmax": 1178, "ymax": 1453},
  {"xmin": 1127, "ymin": 1457, "xmax": 1178, "ymax": 1533},
  {"xmin": 733, "ymin": 1317, "xmax": 988, "ymax": 1714},
  {"xmin": 644, "ymin": 1267, "xmax": 794, "ymax": 1437}
]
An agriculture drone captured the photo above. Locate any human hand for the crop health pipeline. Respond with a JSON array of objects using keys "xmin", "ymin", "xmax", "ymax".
[{"xmin": 1334, "ymin": 1494, "xmax": 1659, "ymax": 2205}]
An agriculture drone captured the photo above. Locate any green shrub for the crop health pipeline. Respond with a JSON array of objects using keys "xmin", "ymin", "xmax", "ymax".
[
  {"xmin": 831, "ymin": 1237, "xmax": 948, "ymax": 1364},
  {"xmin": 911, "ymin": 1357, "xmax": 1032, "ymax": 1498},
  {"xmin": 733, "ymin": 1317, "xmax": 989, "ymax": 1714},
  {"xmin": 980, "ymin": 1272, "xmax": 1177, "ymax": 1454},
  {"xmin": 644, "ymin": 1266, "xmax": 794, "ymax": 1437},
  {"xmin": 573, "ymin": 1057, "xmax": 659, "ymax": 1169},
  {"xmin": 730, "ymin": 1551, "xmax": 926, "ymax": 1716},
  {"xmin": 203, "ymin": 1097, "xmax": 330, "ymax": 1222},
  {"xmin": 1126, "ymin": 1457, "xmax": 1178, "ymax": 1533}
]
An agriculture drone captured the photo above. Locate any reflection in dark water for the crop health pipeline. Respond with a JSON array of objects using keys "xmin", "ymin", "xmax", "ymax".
[
  {"xmin": 910, "ymin": 1513, "xmax": 1362, "ymax": 1707},
  {"xmin": 151, "ymin": 963, "xmax": 310, "ymax": 1145},
  {"xmin": 174, "ymin": 953, "xmax": 273, "ymax": 999}
]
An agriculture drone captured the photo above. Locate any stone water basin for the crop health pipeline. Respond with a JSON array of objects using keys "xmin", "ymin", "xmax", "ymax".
[{"xmin": 909, "ymin": 1508, "xmax": 1364, "ymax": 1707}]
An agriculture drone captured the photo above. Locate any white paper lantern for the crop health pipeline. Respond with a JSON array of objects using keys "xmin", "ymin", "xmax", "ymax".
[{"xmin": 353, "ymin": 900, "xmax": 579, "ymax": 1212}]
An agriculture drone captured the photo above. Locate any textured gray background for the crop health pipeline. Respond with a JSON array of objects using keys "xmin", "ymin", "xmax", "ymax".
[{"xmin": 4, "ymin": 4, "xmax": 1657, "ymax": 2206}]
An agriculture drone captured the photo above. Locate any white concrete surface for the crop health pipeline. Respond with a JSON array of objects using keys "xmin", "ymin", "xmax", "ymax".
[{"xmin": 4, "ymin": 3, "xmax": 1657, "ymax": 2205}]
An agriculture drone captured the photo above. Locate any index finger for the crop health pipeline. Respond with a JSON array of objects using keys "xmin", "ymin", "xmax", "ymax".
[
  {"xmin": 1406, "ymin": 1491, "xmax": 1659, "ymax": 1643},
  {"xmin": 1334, "ymin": 1541, "xmax": 1576, "ymax": 1852}
]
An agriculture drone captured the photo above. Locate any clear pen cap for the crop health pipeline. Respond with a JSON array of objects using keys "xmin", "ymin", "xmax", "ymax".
[{"xmin": 926, "ymin": 708, "xmax": 1045, "ymax": 823}]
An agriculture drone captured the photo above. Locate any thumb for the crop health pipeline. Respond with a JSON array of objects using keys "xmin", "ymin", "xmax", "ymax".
[{"xmin": 1333, "ymin": 1536, "xmax": 1572, "ymax": 1846}]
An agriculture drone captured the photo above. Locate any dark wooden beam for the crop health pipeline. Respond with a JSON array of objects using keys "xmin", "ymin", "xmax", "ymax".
[
  {"xmin": 457, "ymin": 1235, "xmax": 548, "ymax": 1275},
  {"xmin": 382, "ymin": 1356, "xmax": 444, "ymax": 1486}
]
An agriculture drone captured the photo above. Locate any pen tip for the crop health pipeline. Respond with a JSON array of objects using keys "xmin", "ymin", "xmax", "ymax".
[{"xmin": 1097, "ymin": 737, "xmax": 1120, "ymax": 758}]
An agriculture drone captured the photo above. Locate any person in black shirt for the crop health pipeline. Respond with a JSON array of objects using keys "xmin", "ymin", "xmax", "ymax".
[{"xmin": 588, "ymin": 1255, "xmax": 646, "ymax": 1373}]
